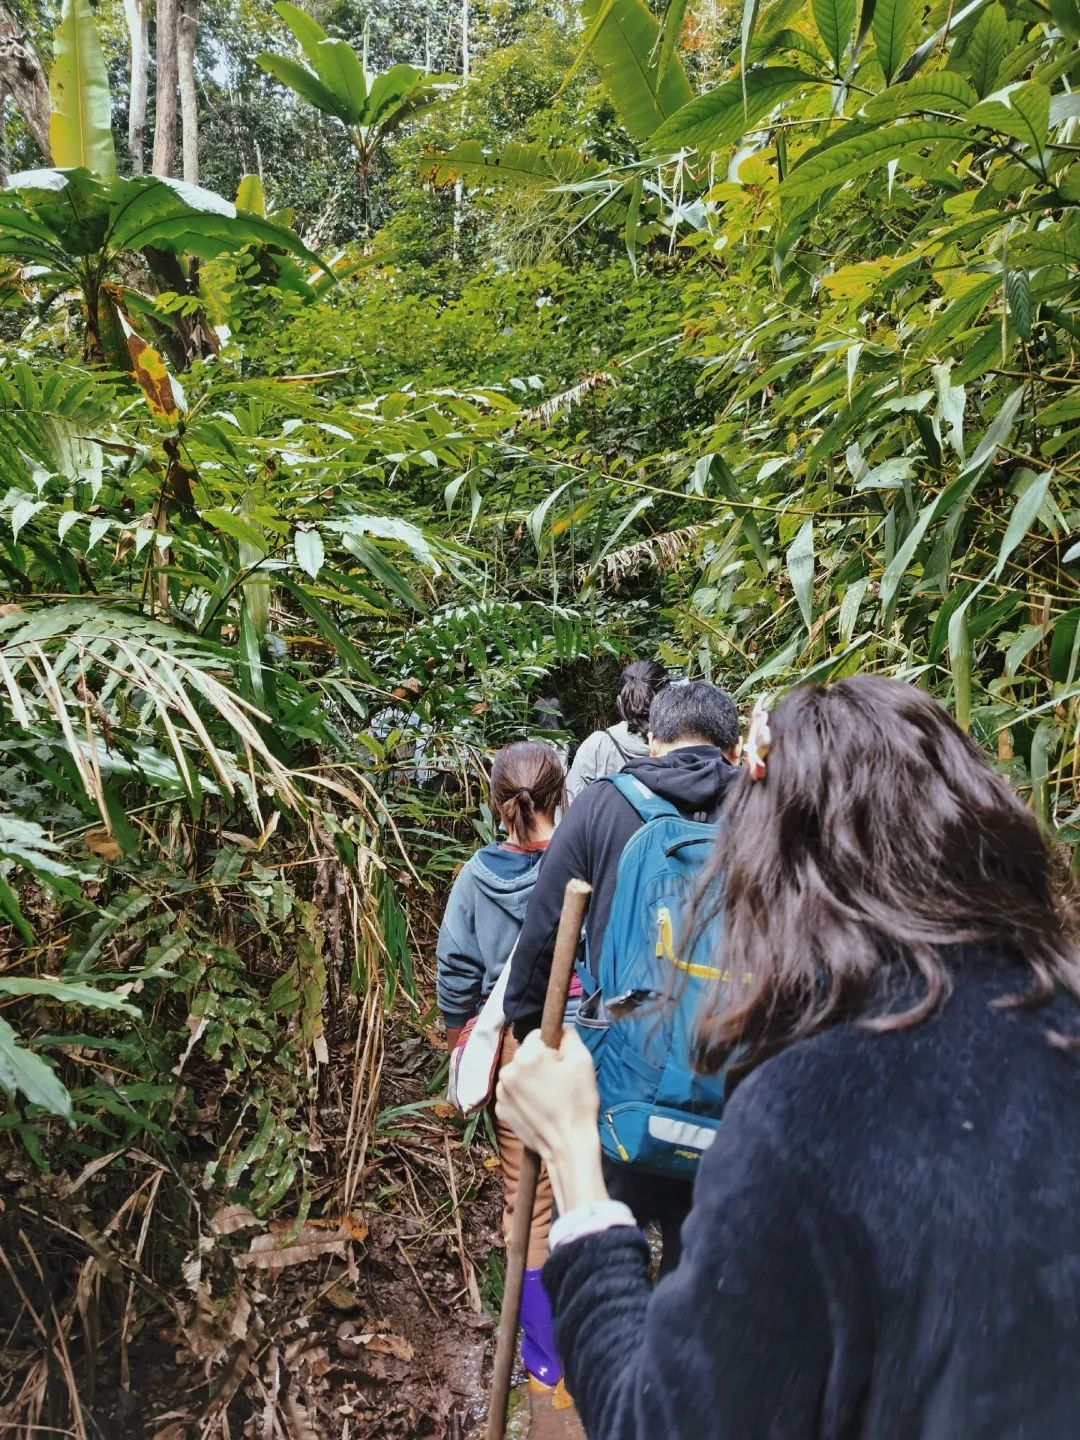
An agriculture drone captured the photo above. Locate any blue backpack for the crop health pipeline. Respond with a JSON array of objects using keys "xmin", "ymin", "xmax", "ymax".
[{"xmin": 576, "ymin": 772, "xmax": 729, "ymax": 1181}]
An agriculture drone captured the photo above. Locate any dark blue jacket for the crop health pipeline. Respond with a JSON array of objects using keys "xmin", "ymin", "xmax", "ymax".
[{"xmin": 545, "ymin": 955, "xmax": 1080, "ymax": 1439}]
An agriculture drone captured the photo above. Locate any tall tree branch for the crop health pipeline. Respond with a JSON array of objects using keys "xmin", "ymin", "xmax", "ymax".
[
  {"xmin": 123, "ymin": 0, "xmax": 149, "ymax": 172},
  {"xmin": 177, "ymin": 0, "xmax": 199, "ymax": 183},
  {"xmin": 0, "ymin": 2, "xmax": 51, "ymax": 163},
  {"xmin": 151, "ymin": 0, "xmax": 178, "ymax": 176}
]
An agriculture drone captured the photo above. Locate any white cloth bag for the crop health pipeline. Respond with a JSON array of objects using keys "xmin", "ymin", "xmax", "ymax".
[{"xmin": 447, "ymin": 949, "xmax": 512, "ymax": 1115}]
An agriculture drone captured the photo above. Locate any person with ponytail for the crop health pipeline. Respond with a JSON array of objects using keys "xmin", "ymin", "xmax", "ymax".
[
  {"xmin": 435, "ymin": 740, "xmax": 573, "ymax": 1416},
  {"xmin": 565, "ymin": 661, "xmax": 670, "ymax": 802},
  {"xmin": 497, "ymin": 676, "xmax": 1080, "ymax": 1440}
]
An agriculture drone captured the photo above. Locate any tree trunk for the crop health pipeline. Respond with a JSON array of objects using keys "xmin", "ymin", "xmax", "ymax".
[
  {"xmin": 0, "ymin": 83, "xmax": 9, "ymax": 185},
  {"xmin": 151, "ymin": 0, "xmax": 178, "ymax": 177},
  {"xmin": 0, "ymin": 3, "xmax": 51, "ymax": 164},
  {"xmin": 123, "ymin": 0, "xmax": 150, "ymax": 172},
  {"xmin": 177, "ymin": 0, "xmax": 199, "ymax": 183},
  {"xmin": 451, "ymin": 0, "xmax": 469, "ymax": 260}
]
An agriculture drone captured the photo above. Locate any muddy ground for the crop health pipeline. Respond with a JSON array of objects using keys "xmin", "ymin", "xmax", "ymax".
[{"xmin": 149, "ymin": 1019, "xmax": 513, "ymax": 1440}]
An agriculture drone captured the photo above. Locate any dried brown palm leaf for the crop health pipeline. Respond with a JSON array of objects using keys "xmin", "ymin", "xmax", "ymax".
[
  {"xmin": 522, "ymin": 371, "xmax": 617, "ymax": 426},
  {"xmin": 580, "ymin": 523, "xmax": 707, "ymax": 589}
]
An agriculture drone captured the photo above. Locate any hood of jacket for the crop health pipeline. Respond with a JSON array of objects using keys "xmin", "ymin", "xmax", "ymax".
[
  {"xmin": 624, "ymin": 744, "xmax": 739, "ymax": 818},
  {"xmin": 467, "ymin": 845, "xmax": 544, "ymax": 922}
]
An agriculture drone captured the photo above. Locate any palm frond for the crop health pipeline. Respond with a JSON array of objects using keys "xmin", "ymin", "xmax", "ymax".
[
  {"xmin": 0, "ymin": 603, "xmax": 302, "ymax": 826},
  {"xmin": 0, "ymin": 362, "xmax": 119, "ymax": 491},
  {"xmin": 580, "ymin": 524, "xmax": 707, "ymax": 588}
]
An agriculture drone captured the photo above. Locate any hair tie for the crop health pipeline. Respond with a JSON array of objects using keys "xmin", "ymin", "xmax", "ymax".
[{"xmin": 745, "ymin": 699, "xmax": 772, "ymax": 782}]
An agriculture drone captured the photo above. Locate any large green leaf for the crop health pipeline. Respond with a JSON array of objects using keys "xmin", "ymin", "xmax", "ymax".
[
  {"xmin": 813, "ymin": 0, "xmax": 856, "ymax": 73},
  {"xmin": 962, "ymin": 1, "xmax": 1008, "ymax": 98},
  {"xmin": 653, "ymin": 0, "xmax": 690, "ymax": 78},
  {"xmin": 274, "ymin": 0, "xmax": 330, "ymax": 70},
  {"xmin": 0, "ymin": 977, "xmax": 140, "ymax": 1016},
  {"xmin": 313, "ymin": 38, "xmax": 369, "ymax": 123},
  {"xmin": 365, "ymin": 65, "xmax": 433, "ymax": 126},
  {"xmin": 749, "ymin": 27, "xmax": 828, "ymax": 66},
  {"xmin": 0, "ymin": 1017, "xmax": 72, "ymax": 1119},
  {"xmin": 578, "ymin": 0, "xmax": 694, "ymax": 142},
  {"xmin": 49, "ymin": 0, "xmax": 116, "ymax": 179},
  {"xmin": 872, "ymin": 0, "xmax": 919, "ymax": 83},
  {"xmin": 1047, "ymin": 0, "xmax": 1080, "ymax": 40},
  {"xmin": 894, "ymin": 0, "xmax": 997, "ymax": 86},
  {"xmin": 995, "ymin": 471, "xmax": 1052, "ymax": 578},
  {"xmin": 651, "ymin": 66, "xmax": 821, "ymax": 153},
  {"xmin": 745, "ymin": 0, "xmax": 812, "ymax": 60},
  {"xmin": 781, "ymin": 120, "xmax": 965, "ymax": 197},
  {"xmin": 5, "ymin": 167, "xmax": 111, "ymax": 256},
  {"xmin": 970, "ymin": 81, "xmax": 1050, "ymax": 157},
  {"xmin": 0, "ymin": 194, "xmax": 69, "ymax": 268},
  {"xmin": 106, "ymin": 176, "xmax": 333, "ymax": 279},
  {"xmin": 561, "ymin": 0, "xmax": 619, "ymax": 90},
  {"xmin": 257, "ymin": 51, "xmax": 353, "ymax": 122},
  {"xmin": 431, "ymin": 141, "xmax": 604, "ymax": 188},
  {"xmin": 235, "ymin": 173, "xmax": 266, "ymax": 215},
  {"xmin": 860, "ymin": 72, "xmax": 977, "ymax": 123},
  {"xmin": 741, "ymin": 0, "xmax": 763, "ymax": 76}
]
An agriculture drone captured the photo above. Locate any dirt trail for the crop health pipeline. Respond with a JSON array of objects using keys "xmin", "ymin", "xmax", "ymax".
[
  {"xmin": 112, "ymin": 1019, "xmax": 507, "ymax": 1438},
  {"xmin": 2, "ymin": 979, "xmax": 535, "ymax": 1437}
]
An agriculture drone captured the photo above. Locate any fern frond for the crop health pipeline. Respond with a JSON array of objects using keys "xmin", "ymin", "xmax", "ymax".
[
  {"xmin": 580, "ymin": 524, "xmax": 707, "ymax": 588},
  {"xmin": 0, "ymin": 603, "xmax": 301, "ymax": 826},
  {"xmin": 521, "ymin": 371, "xmax": 617, "ymax": 427}
]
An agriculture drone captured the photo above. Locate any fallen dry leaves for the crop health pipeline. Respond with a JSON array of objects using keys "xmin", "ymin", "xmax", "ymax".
[{"xmin": 237, "ymin": 1226, "xmax": 352, "ymax": 1272}]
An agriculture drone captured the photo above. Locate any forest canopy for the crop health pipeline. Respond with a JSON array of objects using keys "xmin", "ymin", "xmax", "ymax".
[{"xmin": 0, "ymin": 0, "xmax": 1077, "ymax": 1432}]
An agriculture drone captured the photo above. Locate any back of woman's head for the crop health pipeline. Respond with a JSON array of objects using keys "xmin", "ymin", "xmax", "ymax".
[
  {"xmin": 695, "ymin": 674, "xmax": 1079, "ymax": 1073},
  {"xmin": 491, "ymin": 740, "xmax": 564, "ymax": 841},
  {"xmin": 617, "ymin": 660, "xmax": 669, "ymax": 737}
]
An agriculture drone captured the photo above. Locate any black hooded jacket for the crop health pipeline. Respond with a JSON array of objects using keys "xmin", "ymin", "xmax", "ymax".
[
  {"xmin": 543, "ymin": 957, "xmax": 1080, "ymax": 1439},
  {"xmin": 504, "ymin": 745, "xmax": 738, "ymax": 1040}
]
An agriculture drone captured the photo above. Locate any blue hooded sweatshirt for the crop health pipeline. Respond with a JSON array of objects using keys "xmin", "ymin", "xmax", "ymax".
[{"xmin": 436, "ymin": 843, "xmax": 544, "ymax": 1030}]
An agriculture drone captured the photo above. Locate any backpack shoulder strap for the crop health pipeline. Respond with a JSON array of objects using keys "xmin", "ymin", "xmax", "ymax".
[{"xmin": 604, "ymin": 771, "xmax": 682, "ymax": 825}]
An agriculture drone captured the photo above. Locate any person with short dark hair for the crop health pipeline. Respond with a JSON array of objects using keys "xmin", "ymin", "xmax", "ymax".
[
  {"xmin": 565, "ymin": 661, "xmax": 671, "ymax": 801},
  {"xmin": 497, "ymin": 676, "xmax": 1080, "ymax": 1440},
  {"xmin": 505, "ymin": 680, "xmax": 740, "ymax": 1266}
]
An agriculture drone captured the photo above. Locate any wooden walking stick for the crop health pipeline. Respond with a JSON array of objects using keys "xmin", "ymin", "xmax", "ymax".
[{"xmin": 485, "ymin": 877, "xmax": 592, "ymax": 1440}]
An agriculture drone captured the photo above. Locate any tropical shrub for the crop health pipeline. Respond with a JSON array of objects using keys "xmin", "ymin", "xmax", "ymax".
[{"xmin": 0, "ymin": 0, "xmax": 1077, "ymax": 1430}]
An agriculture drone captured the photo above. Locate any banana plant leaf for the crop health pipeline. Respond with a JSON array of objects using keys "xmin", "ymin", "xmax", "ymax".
[
  {"xmin": 5, "ymin": 168, "xmax": 111, "ymax": 256},
  {"xmin": 105, "ymin": 176, "xmax": 334, "ymax": 278},
  {"xmin": 577, "ymin": 0, "xmax": 694, "ymax": 142},
  {"xmin": 48, "ymin": 0, "xmax": 116, "ymax": 179}
]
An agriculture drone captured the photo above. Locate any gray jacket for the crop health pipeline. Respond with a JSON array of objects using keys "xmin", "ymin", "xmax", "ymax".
[
  {"xmin": 565, "ymin": 722, "xmax": 650, "ymax": 801},
  {"xmin": 436, "ymin": 843, "xmax": 544, "ymax": 1028}
]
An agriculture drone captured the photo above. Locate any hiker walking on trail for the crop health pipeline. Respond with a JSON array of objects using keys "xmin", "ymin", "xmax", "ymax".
[
  {"xmin": 504, "ymin": 681, "xmax": 740, "ymax": 1272},
  {"xmin": 564, "ymin": 661, "xmax": 670, "ymax": 802},
  {"xmin": 435, "ymin": 741, "xmax": 571, "ymax": 1406},
  {"xmin": 497, "ymin": 676, "xmax": 1080, "ymax": 1440}
]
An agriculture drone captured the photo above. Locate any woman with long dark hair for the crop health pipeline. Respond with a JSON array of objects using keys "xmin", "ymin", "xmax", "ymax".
[
  {"xmin": 564, "ymin": 660, "xmax": 669, "ymax": 801},
  {"xmin": 497, "ymin": 676, "xmax": 1080, "ymax": 1439}
]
